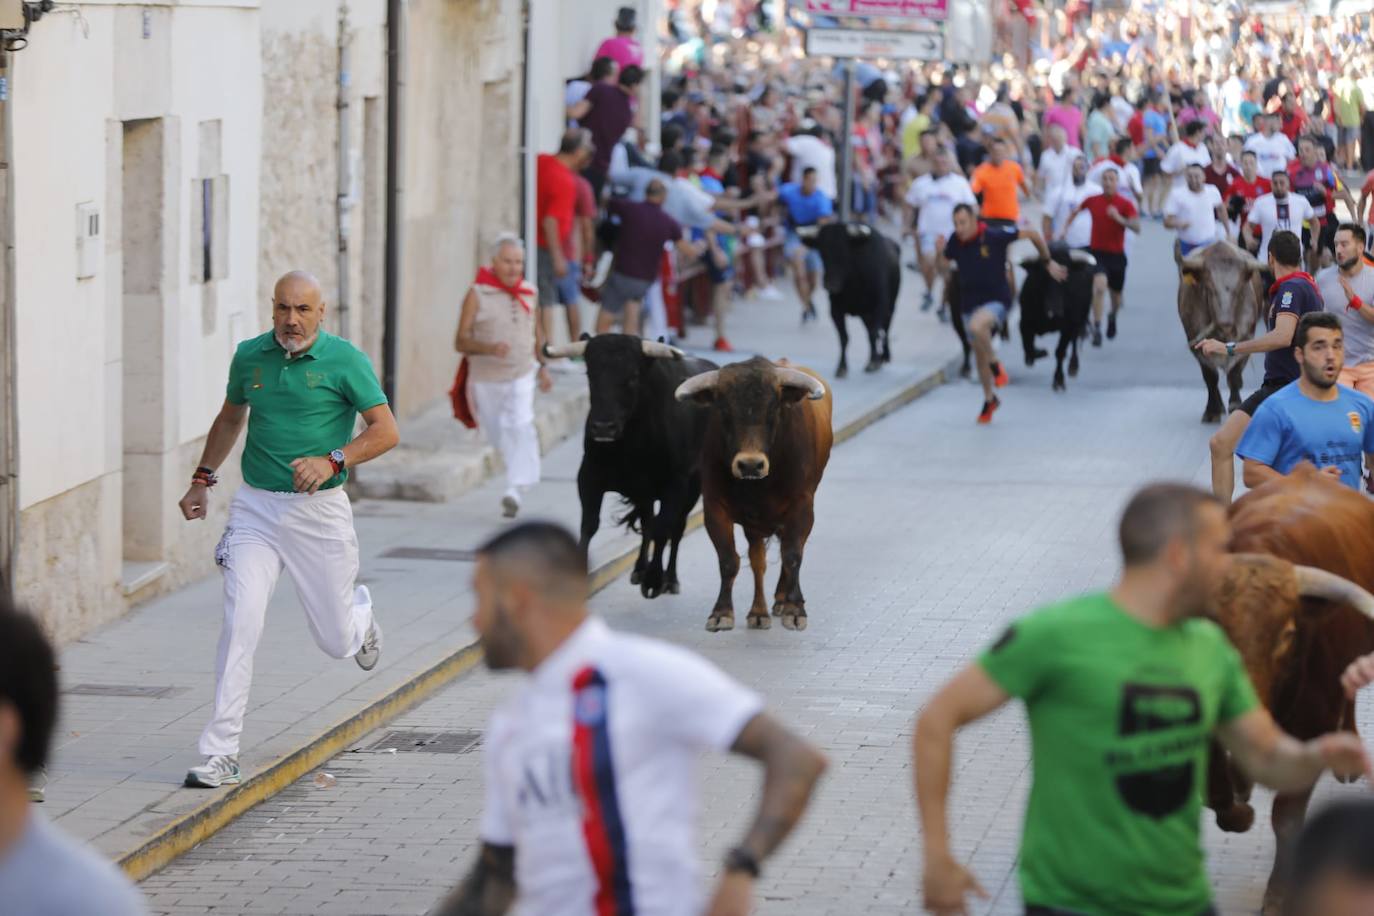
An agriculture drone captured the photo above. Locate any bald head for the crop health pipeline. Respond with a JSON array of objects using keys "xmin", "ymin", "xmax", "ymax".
[{"xmin": 272, "ymin": 270, "xmax": 325, "ymax": 354}]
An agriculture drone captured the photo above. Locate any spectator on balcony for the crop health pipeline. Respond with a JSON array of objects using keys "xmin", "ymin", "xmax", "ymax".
[{"xmin": 594, "ymin": 6, "xmax": 643, "ymax": 71}]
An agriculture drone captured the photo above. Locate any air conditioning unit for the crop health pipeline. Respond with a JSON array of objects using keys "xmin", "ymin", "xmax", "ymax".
[{"xmin": 75, "ymin": 202, "xmax": 101, "ymax": 279}]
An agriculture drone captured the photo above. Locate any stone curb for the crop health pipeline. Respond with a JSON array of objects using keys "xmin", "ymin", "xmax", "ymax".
[{"xmin": 118, "ymin": 355, "xmax": 960, "ymax": 883}]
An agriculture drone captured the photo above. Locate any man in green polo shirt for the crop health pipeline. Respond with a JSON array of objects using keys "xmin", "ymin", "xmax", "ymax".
[
  {"xmin": 913, "ymin": 483, "xmax": 1371, "ymax": 916},
  {"xmin": 178, "ymin": 270, "xmax": 399, "ymax": 789}
]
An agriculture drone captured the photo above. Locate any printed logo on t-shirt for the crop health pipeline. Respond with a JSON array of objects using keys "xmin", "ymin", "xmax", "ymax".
[
  {"xmin": 574, "ymin": 682, "xmax": 607, "ymax": 726},
  {"xmin": 1350, "ymin": 411, "xmax": 1363, "ymax": 433},
  {"xmin": 1281, "ymin": 290, "xmax": 1293, "ymax": 306},
  {"xmin": 1107, "ymin": 682, "xmax": 1205, "ymax": 819}
]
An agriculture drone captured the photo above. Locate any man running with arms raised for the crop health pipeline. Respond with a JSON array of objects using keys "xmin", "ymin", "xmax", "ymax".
[
  {"xmin": 945, "ymin": 203, "xmax": 1061, "ymax": 424},
  {"xmin": 915, "ymin": 483, "xmax": 1370, "ymax": 916}
]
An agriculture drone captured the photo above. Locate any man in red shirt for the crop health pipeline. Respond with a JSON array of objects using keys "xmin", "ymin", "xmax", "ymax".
[
  {"xmin": 1278, "ymin": 92, "xmax": 1309, "ymax": 143},
  {"xmin": 536, "ymin": 130, "xmax": 593, "ymax": 334},
  {"xmin": 1067, "ymin": 168, "xmax": 1141, "ymax": 340},
  {"xmin": 1224, "ymin": 150, "xmax": 1271, "ymax": 249}
]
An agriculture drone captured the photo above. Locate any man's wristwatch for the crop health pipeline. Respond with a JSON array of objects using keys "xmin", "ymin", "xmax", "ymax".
[
  {"xmin": 1225, "ymin": 341, "xmax": 1237, "ymax": 357},
  {"xmin": 723, "ymin": 846, "xmax": 761, "ymax": 878},
  {"xmin": 328, "ymin": 449, "xmax": 346, "ymax": 475}
]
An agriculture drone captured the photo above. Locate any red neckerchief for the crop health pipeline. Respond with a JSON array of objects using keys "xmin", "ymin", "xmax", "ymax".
[
  {"xmin": 701, "ymin": 167, "xmax": 723, "ymax": 181},
  {"xmin": 1109, "ymin": 155, "xmax": 1126, "ymax": 167},
  {"xmin": 475, "ymin": 266, "xmax": 533, "ymax": 313},
  {"xmin": 1268, "ymin": 270, "xmax": 1317, "ymax": 299}
]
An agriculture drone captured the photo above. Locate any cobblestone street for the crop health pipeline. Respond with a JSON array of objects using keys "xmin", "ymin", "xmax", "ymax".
[{"xmin": 137, "ymin": 224, "xmax": 1374, "ymax": 915}]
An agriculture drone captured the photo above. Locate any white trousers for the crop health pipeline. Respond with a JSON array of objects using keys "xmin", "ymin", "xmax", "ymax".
[
  {"xmin": 199, "ymin": 485, "xmax": 374, "ymax": 757},
  {"xmin": 469, "ymin": 368, "xmax": 541, "ymax": 492}
]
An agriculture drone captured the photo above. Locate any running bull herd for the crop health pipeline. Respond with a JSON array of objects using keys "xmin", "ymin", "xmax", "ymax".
[{"xmin": 547, "ymin": 224, "xmax": 1374, "ymax": 913}]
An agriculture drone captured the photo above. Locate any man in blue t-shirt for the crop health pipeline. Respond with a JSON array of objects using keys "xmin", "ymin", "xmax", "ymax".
[
  {"xmin": 1195, "ymin": 230, "xmax": 1326, "ymax": 504},
  {"xmin": 778, "ymin": 167, "xmax": 834, "ymax": 322},
  {"xmin": 944, "ymin": 203, "xmax": 1061, "ymax": 424},
  {"xmin": 1238, "ymin": 311, "xmax": 1374, "ymax": 493}
]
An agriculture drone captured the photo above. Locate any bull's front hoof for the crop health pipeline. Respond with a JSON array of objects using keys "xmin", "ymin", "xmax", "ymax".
[
  {"xmin": 1052, "ymin": 375, "xmax": 1065, "ymax": 392},
  {"xmin": 1335, "ymin": 768, "xmax": 1363, "ymax": 784},
  {"xmin": 780, "ymin": 611, "xmax": 808, "ymax": 631},
  {"xmin": 1068, "ymin": 354, "xmax": 1079, "ymax": 377},
  {"xmin": 629, "ymin": 568, "xmax": 643, "ymax": 585},
  {"xmin": 746, "ymin": 612, "xmax": 771, "ymax": 630},
  {"xmin": 771, "ymin": 599, "xmax": 786, "ymax": 616},
  {"xmin": 640, "ymin": 582, "xmax": 663, "ymax": 599},
  {"xmin": 835, "ymin": 364, "xmax": 848, "ymax": 379},
  {"xmin": 1201, "ymin": 408, "xmax": 1223, "ymax": 424},
  {"xmin": 958, "ymin": 363, "xmax": 971, "ymax": 379},
  {"xmin": 705, "ymin": 613, "xmax": 735, "ymax": 632},
  {"xmin": 863, "ymin": 359, "xmax": 882, "ymax": 373},
  {"xmin": 664, "ymin": 578, "xmax": 680, "ymax": 595},
  {"xmin": 1214, "ymin": 802, "xmax": 1255, "ymax": 833}
]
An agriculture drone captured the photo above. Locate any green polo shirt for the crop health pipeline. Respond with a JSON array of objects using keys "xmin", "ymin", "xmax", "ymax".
[{"xmin": 226, "ymin": 330, "xmax": 387, "ymax": 492}]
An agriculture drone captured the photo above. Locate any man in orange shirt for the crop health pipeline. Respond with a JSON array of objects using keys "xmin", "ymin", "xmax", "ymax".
[{"xmin": 970, "ymin": 138, "xmax": 1032, "ymax": 228}]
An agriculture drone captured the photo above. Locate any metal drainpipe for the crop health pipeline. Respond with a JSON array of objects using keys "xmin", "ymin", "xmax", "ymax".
[
  {"xmin": 0, "ymin": 49, "xmax": 16, "ymax": 601},
  {"xmin": 382, "ymin": 0, "xmax": 403, "ymax": 408},
  {"xmin": 518, "ymin": 0, "xmax": 529, "ymax": 248},
  {"xmin": 336, "ymin": 2, "xmax": 352, "ymax": 338}
]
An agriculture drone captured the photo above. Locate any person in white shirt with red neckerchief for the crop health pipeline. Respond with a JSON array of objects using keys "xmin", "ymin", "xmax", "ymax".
[{"xmin": 431, "ymin": 522, "xmax": 827, "ymax": 916}]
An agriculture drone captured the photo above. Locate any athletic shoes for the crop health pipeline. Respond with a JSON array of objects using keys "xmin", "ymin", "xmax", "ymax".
[
  {"xmin": 977, "ymin": 396, "xmax": 1001, "ymax": 424},
  {"xmin": 185, "ymin": 755, "xmax": 240, "ymax": 789},
  {"xmin": 1107, "ymin": 312, "xmax": 1118, "ymax": 340},
  {"xmin": 921, "ymin": 291, "xmax": 934, "ymax": 311},
  {"xmin": 713, "ymin": 337, "xmax": 734, "ymax": 352},
  {"xmin": 355, "ymin": 619, "xmax": 382, "ymax": 671},
  {"xmin": 757, "ymin": 284, "xmax": 783, "ymax": 300},
  {"xmin": 993, "ymin": 361, "xmax": 1009, "ymax": 388},
  {"xmin": 1091, "ymin": 322, "xmax": 1103, "ymax": 347},
  {"xmin": 802, "ymin": 303, "xmax": 817, "ymax": 323},
  {"xmin": 28, "ymin": 767, "xmax": 46, "ymax": 803},
  {"xmin": 501, "ymin": 491, "xmax": 521, "ymax": 518}
]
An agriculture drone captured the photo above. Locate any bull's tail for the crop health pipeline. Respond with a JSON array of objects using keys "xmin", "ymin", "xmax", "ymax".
[{"xmin": 614, "ymin": 497, "xmax": 643, "ymax": 534}]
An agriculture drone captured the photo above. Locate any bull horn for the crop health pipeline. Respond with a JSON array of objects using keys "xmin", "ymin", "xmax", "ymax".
[
  {"xmin": 775, "ymin": 366, "xmax": 826, "ymax": 400},
  {"xmin": 1237, "ymin": 248, "xmax": 1263, "ymax": 272},
  {"xmin": 1180, "ymin": 250, "xmax": 1208, "ymax": 272},
  {"xmin": 795, "ymin": 225, "xmax": 820, "ymax": 240},
  {"xmin": 1067, "ymin": 249, "xmax": 1096, "ymax": 266},
  {"xmin": 845, "ymin": 222, "xmax": 873, "ymax": 237},
  {"xmin": 543, "ymin": 341, "xmax": 588, "ymax": 359},
  {"xmin": 674, "ymin": 369, "xmax": 721, "ymax": 401},
  {"xmin": 641, "ymin": 340, "xmax": 684, "ymax": 360},
  {"xmin": 1293, "ymin": 565, "xmax": 1374, "ymax": 619}
]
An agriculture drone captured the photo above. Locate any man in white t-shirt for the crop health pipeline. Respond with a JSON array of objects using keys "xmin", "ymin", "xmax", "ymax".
[
  {"xmin": 1243, "ymin": 113, "xmax": 1296, "ymax": 180},
  {"xmin": 1245, "ymin": 170, "xmax": 1315, "ymax": 265},
  {"xmin": 1051, "ymin": 156, "xmax": 1100, "ymax": 250},
  {"xmin": 432, "ymin": 523, "xmax": 827, "ymax": 916},
  {"xmin": 1161, "ymin": 121, "xmax": 1213, "ymax": 192},
  {"xmin": 1036, "ymin": 124, "xmax": 1080, "ymax": 209},
  {"xmin": 905, "ymin": 148, "xmax": 976, "ymax": 310},
  {"xmin": 1165, "ymin": 165, "xmax": 1227, "ymax": 255},
  {"xmin": 784, "ymin": 123, "xmax": 838, "ymax": 202}
]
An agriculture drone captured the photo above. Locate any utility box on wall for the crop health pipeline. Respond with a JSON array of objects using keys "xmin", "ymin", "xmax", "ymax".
[
  {"xmin": 0, "ymin": 0, "xmax": 23, "ymax": 30},
  {"xmin": 75, "ymin": 202, "xmax": 101, "ymax": 279}
]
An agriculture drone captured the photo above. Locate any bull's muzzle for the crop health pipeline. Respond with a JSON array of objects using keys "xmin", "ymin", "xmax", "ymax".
[
  {"xmin": 588, "ymin": 420, "xmax": 621, "ymax": 443},
  {"xmin": 732, "ymin": 452, "xmax": 770, "ymax": 480}
]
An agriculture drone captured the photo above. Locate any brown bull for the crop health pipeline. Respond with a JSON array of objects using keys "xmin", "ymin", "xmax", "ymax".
[
  {"xmin": 674, "ymin": 357, "xmax": 833, "ymax": 632},
  {"xmin": 1176, "ymin": 240, "xmax": 1263, "ymax": 422},
  {"xmin": 1205, "ymin": 466, "xmax": 1374, "ymax": 915}
]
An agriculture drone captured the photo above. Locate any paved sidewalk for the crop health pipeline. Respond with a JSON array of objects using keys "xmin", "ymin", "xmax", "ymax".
[{"xmin": 46, "ymin": 250, "xmax": 963, "ymax": 874}]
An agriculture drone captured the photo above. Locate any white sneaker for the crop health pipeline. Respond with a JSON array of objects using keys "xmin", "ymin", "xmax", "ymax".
[
  {"xmin": 28, "ymin": 767, "xmax": 46, "ymax": 803},
  {"xmin": 758, "ymin": 284, "xmax": 784, "ymax": 300},
  {"xmin": 185, "ymin": 755, "xmax": 240, "ymax": 789},
  {"xmin": 355, "ymin": 619, "xmax": 382, "ymax": 671},
  {"xmin": 501, "ymin": 490, "xmax": 521, "ymax": 518}
]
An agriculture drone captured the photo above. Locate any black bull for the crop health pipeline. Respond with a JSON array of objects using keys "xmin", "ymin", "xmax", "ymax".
[
  {"xmin": 799, "ymin": 222, "xmax": 899, "ymax": 378},
  {"xmin": 543, "ymin": 334, "xmax": 718, "ymax": 598}
]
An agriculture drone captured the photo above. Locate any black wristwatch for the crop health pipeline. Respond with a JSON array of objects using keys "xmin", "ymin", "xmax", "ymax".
[{"xmin": 723, "ymin": 845, "xmax": 760, "ymax": 878}]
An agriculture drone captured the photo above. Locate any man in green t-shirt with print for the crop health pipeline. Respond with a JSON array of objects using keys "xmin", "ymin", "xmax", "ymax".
[
  {"xmin": 914, "ymin": 483, "xmax": 1371, "ymax": 916},
  {"xmin": 177, "ymin": 270, "xmax": 400, "ymax": 790}
]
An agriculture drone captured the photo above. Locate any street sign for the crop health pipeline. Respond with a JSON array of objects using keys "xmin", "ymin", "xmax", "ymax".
[
  {"xmin": 801, "ymin": 0, "xmax": 949, "ymax": 22},
  {"xmin": 804, "ymin": 27, "xmax": 945, "ymax": 60}
]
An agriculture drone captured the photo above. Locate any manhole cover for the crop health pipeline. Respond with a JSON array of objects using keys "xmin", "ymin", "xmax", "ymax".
[
  {"xmin": 366, "ymin": 729, "xmax": 482, "ymax": 754},
  {"xmin": 378, "ymin": 547, "xmax": 477, "ymax": 562},
  {"xmin": 66, "ymin": 684, "xmax": 187, "ymax": 699}
]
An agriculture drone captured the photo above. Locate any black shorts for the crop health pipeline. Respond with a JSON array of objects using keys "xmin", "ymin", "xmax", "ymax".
[
  {"xmin": 984, "ymin": 217, "xmax": 1018, "ymax": 230},
  {"xmin": 1088, "ymin": 249, "xmax": 1128, "ymax": 292},
  {"xmin": 1142, "ymin": 157, "xmax": 1162, "ymax": 178},
  {"xmin": 1239, "ymin": 378, "xmax": 1289, "ymax": 416},
  {"xmin": 1319, "ymin": 217, "xmax": 1338, "ymax": 254}
]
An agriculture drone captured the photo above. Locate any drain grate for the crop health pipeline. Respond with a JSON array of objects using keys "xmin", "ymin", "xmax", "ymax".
[
  {"xmin": 378, "ymin": 547, "xmax": 477, "ymax": 562},
  {"xmin": 366, "ymin": 729, "xmax": 483, "ymax": 754},
  {"xmin": 66, "ymin": 684, "xmax": 187, "ymax": 699}
]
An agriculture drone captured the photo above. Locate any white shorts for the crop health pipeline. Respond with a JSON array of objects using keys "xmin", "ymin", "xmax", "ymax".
[{"xmin": 918, "ymin": 231, "xmax": 948, "ymax": 258}]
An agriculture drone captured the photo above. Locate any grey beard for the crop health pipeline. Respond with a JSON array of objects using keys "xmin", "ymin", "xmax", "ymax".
[{"xmin": 276, "ymin": 330, "xmax": 318, "ymax": 354}]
